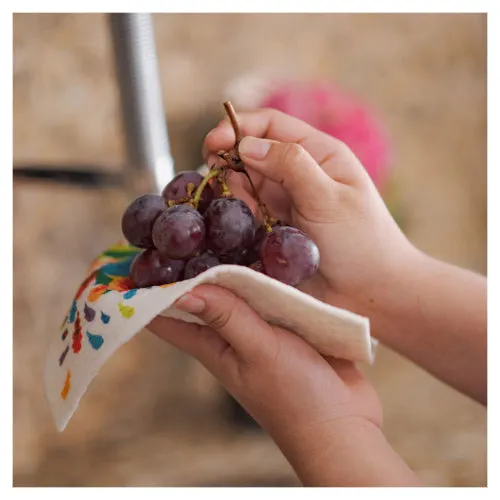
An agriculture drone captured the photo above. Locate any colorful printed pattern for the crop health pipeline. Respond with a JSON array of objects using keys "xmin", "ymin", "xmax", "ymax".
[{"xmin": 57, "ymin": 242, "xmax": 152, "ymax": 400}]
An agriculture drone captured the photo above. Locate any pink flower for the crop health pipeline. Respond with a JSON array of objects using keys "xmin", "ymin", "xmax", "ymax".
[{"xmin": 261, "ymin": 82, "xmax": 392, "ymax": 190}]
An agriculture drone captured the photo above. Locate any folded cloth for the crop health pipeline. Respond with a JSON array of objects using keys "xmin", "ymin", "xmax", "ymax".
[{"xmin": 44, "ymin": 242, "xmax": 375, "ymax": 432}]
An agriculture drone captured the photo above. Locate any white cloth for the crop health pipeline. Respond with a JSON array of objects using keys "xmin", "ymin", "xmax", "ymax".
[{"xmin": 44, "ymin": 264, "xmax": 375, "ymax": 432}]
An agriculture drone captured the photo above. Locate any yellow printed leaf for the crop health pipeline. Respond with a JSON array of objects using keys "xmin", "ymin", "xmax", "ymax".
[{"xmin": 118, "ymin": 302, "xmax": 135, "ymax": 318}]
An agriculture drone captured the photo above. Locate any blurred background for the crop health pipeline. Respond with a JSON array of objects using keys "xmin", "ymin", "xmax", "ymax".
[{"xmin": 13, "ymin": 13, "xmax": 486, "ymax": 486}]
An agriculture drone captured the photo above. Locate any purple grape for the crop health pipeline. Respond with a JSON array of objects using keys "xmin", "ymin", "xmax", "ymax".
[
  {"xmin": 204, "ymin": 198, "xmax": 255, "ymax": 255},
  {"xmin": 162, "ymin": 171, "xmax": 214, "ymax": 213},
  {"xmin": 130, "ymin": 249, "xmax": 184, "ymax": 288},
  {"xmin": 244, "ymin": 224, "xmax": 270, "ymax": 265},
  {"xmin": 217, "ymin": 248, "xmax": 252, "ymax": 265},
  {"xmin": 152, "ymin": 205, "xmax": 206, "ymax": 260},
  {"xmin": 184, "ymin": 252, "xmax": 221, "ymax": 280},
  {"xmin": 260, "ymin": 226, "xmax": 320, "ymax": 286},
  {"xmin": 121, "ymin": 194, "xmax": 165, "ymax": 248}
]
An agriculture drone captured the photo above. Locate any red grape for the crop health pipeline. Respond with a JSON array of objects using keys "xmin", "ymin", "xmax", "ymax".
[
  {"xmin": 244, "ymin": 224, "xmax": 270, "ymax": 265},
  {"xmin": 204, "ymin": 198, "xmax": 255, "ymax": 255},
  {"xmin": 152, "ymin": 205, "xmax": 206, "ymax": 260},
  {"xmin": 162, "ymin": 171, "xmax": 214, "ymax": 213},
  {"xmin": 184, "ymin": 252, "xmax": 221, "ymax": 279},
  {"xmin": 260, "ymin": 226, "xmax": 320, "ymax": 286},
  {"xmin": 121, "ymin": 194, "xmax": 165, "ymax": 248},
  {"xmin": 130, "ymin": 249, "xmax": 184, "ymax": 288}
]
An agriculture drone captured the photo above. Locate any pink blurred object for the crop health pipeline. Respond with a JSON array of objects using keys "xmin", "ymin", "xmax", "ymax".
[{"xmin": 260, "ymin": 82, "xmax": 392, "ymax": 190}]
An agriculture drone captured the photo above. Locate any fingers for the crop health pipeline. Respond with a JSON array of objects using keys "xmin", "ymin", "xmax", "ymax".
[
  {"xmin": 148, "ymin": 316, "xmax": 232, "ymax": 377},
  {"xmin": 237, "ymin": 136, "xmax": 339, "ymax": 218},
  {"xmin": 204, "ymin": 108, "xmax": 329, "ymax": 154},
  {"xmin": 203, "ymin": 108, "xmax": 360, "ymax": 184},
  {"xmin": 172, "ymin": 284, "xmax": 278, "ymax": 363}
]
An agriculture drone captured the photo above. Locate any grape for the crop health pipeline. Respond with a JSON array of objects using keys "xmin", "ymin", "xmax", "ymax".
[
  {"xmin": 130, "ymin": 249, "xmax": 184, "ymax": 288},
  {"xmin": 244, "ymin": 224, "xmax": 269, "ymax": 265},
  {"xmin": 184, "ymin": 252, "xmax": 221, "ymax": 279},
  {"xmin": 162, "ymin": 171, "xmax": 214, "ymax": 213},
  {"xmin": 260, "ymin": 226, "xmax": 320, "ymax": 286},
  {"xmin": 204, "ymin": 198, "xmax": 255, "ymax": 255},
  {"xmin": 152, "ymin": 205, "xmax": 206, "ymax": 260},
  {"xmin": 217, "ymin": 248, "xmax": 252, "ymax": 265},
  {"xmin": 121, "ymin": 194, "xmax": 165, "ymax": 248}
]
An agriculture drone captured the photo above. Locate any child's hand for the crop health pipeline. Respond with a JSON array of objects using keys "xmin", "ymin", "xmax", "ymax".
[
  {"xmin": 204, "ymin": 108, "xmax": 416, "ymax": 324},
  {"xmin": 148, "ymin": 108, "xmax": 424, "ymax": 484},
  {"xmin": 205, "ymin": 108, "xmax": 486, "ymax": 404},
  {"xmin": 150, "ymin": 284, "xmax": 382, "ymax": 434},
  {"xmin": 148, "ymin": 285, "xmax": 417, "ymax": 486}
]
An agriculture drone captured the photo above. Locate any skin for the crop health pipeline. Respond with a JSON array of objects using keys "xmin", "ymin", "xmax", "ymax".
[{"xmin": 148, "ymin": 108, "xmax": 486, "ymax": 486}]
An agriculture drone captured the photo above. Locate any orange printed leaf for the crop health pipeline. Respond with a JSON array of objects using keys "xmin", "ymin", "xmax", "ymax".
[
  {"xmin": 61, "ymin": 370, "xmax": 71, "ymax": 400},
  {"xmin": 88, "ymin": 284, "xmax": 109, "ymax": 302},
  {"xmin": 108, "ymin": 276, "xmax": 135, "ymax": 292},
  {"xmin": 159, "ymin": 282, "xmax": 177, "ymax": 288}
]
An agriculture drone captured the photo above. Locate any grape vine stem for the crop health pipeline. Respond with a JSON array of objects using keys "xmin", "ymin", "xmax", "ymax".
[
  {"xmin": 222, "ymin": 101, "xmax": 274, "ymax": 231},
  {"xmin": 192, "ymin": 167, "xmax": 222, "ymax": 209},
  {"xmin": 224, "ymin": 101, "xmax": 242, "ymax": 145}
]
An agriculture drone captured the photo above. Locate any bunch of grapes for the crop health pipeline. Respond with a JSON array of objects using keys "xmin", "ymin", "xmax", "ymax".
[{"xmin": 121, "ymin": 102, "xmax": 320, "ymax": 289}]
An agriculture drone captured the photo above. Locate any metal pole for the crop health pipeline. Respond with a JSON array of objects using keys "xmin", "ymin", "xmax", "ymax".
[{"xmin": 108, "ymin": 13, "xmax": 175, "ymax": 195}]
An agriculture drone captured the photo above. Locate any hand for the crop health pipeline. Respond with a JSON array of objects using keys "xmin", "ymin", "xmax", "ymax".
[
  {"xmin": 204, "ymin": 108, "xmax": 486, "ymax": 404},
  {"xmin": 148, "ymin": 284, "xmax": 396, "ymax": 485},
  {"xmin": 203, "ymin": 108, "xmax": 418, "ymax": 327},
  {"xmin": 149, "ymin": 284, "xmax": 382, "ymax": 438}
]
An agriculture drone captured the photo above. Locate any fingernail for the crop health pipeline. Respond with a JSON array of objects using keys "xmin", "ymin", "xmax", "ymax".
[
  {"xmin": 206, "ymin": 128, "xmax": 218, "ymax": 139},
  {"xmin": 239, "ymin": 136, "xmax": 271, "ymax": 160},
  {"xmin": 207, "ymin": 119, "xmax": 228, "ymax": 137},
  {"xmin": 175, "ymin": 293, "xmax": 206, "ymax": 314}
]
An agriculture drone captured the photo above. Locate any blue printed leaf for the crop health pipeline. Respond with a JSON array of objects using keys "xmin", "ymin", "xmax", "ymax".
[
  {"xmin": 86, "ymin": 331, "xmax": 104, "ymax": 350},
  {"xmin": 100, "ymin": 311, "xmax": 110, "ymax": 324},
  {"xmin": 99, "ymin": 258, "xmax": 135, "ymax": 279},
  {"xmin": 123, "ymin": 289, "xmax": 138, "ymax": 300},
  {"xmin": 69, "ymin": 301, "xmax": 77, "ymax": 323}
]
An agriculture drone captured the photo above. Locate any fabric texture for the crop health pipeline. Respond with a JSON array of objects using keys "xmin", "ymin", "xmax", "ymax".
[{"xmin": 45, "ymin": 242, "xmax": 375, "ymax": 432}]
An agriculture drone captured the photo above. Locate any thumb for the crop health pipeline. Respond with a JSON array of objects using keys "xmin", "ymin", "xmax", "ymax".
[
  {"xmin": 174, "ymin": 284, "xmax": 277, "ymax": 363},
  {"xmin": 238, "ymin": 136, "xmax": 338, "ymax": 214}
]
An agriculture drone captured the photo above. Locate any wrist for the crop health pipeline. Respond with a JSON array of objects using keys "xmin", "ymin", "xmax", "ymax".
[
  {"xmin": 271, "ymin": 416, "xmax": 419, "ymax": 486},
  {"xmin": 351, "ymin": 244, "xmax": 431, "ymax": 342}
]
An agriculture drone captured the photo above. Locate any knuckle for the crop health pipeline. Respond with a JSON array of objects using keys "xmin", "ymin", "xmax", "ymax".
[
  {"xmin": 205, "ymin": 293, "xmax": 238, "ymax": 331},
  {"xmin": 334, "ymin": 138, "xmax": 360, "ymax": 166},
  {"xmin": 281, "ymin": 142, "xmax": 308, "ymax": 165},
  {"xmin": 260, "ymin": 107, "xmax": 285, "ymax": 119}
]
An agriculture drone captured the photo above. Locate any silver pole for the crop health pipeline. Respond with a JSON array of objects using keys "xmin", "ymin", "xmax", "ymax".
[{"xmin": 109, "ymin": 13, "xmax": 175, "ymax": 195}]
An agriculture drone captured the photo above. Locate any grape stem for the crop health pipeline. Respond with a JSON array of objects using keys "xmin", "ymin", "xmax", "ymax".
[
  {"xmin": 220, "ymin": 101, "xmax": 274, "ymax": 231},
  {"xmin": 216, "ymin": 169, "xmax": 232, "ymax": 197},
  {"xmin": 224, "ymin": 101, "xmax": 242, "ymax": 145},
  {"xmin": 192, "ymin": 167, "xmax": 222, "ymax": 209}
]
